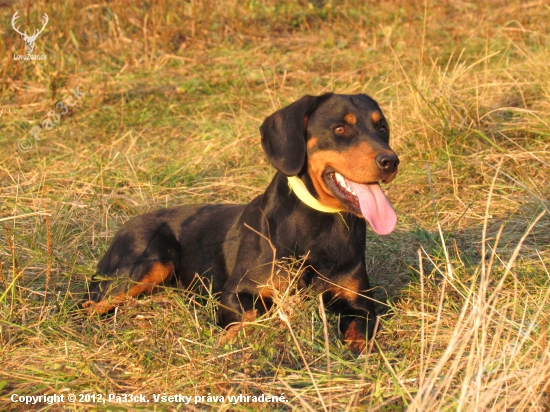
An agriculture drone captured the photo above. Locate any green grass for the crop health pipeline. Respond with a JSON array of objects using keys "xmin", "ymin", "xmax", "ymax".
[{"xmin": 1, "ymin": 0, "xmax": 550, "ymax": 410}]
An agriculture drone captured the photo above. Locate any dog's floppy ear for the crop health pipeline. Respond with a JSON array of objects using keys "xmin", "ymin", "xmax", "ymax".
[{"xmin": 260, "ymin": 93, "xmax": 332, "ymax": 175}]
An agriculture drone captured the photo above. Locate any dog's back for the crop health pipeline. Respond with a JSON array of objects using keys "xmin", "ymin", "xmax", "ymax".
[{"xmin": 87, "ymin": 203, "xmax": 246, "ymax": 308}]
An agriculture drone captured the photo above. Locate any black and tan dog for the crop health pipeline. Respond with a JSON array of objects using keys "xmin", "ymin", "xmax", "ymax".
[{"xmin": 83, "ymin": 93, "xmax": 399, "ymax": 353}]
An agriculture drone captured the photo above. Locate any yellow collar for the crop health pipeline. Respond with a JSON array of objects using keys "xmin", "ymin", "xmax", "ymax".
[{"xmin": 287, "ymin": 176, "xmax": 341, "ymax": 213}]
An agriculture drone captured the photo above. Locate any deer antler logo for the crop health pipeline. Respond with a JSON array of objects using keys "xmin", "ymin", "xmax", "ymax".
[{"xmin": 11, "ymin": 10, "xmax": 49, "ymax": 55}]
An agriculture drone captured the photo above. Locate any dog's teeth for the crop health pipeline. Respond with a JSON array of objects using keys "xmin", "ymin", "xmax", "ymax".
[
  {"xmin": 335, "ymin": 173, "xmax": 347, "ymax": 187},
  {"xmin": 334, "ymin": 172, "xmax": 357, "ymax": 197}
]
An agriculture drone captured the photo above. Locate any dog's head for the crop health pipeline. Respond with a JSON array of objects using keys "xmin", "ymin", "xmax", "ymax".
[{"xmin": 260, "ymin": 93, "xmax": 399, "ymax": 235}]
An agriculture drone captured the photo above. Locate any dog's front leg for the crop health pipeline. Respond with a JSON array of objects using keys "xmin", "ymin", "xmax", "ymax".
[
  {"xmin": 217, "ymin": 288, "xmax": 259, "ymax": 328},
  {"xmin": 321, "ymin": 269, "xmax": 378, "ymax": 355},
  {"xmin": 217, "ymin": 286, "xmax": 273, "ymax": 345},
  {"xmin": 215, "ymin": 266, "xmax": 273, "ymax": 344}
]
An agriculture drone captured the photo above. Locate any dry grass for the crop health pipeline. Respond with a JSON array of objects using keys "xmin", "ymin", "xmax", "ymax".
[{"xmin": 1, "ymin": 0, "xmax": 549, "ymax": 410}]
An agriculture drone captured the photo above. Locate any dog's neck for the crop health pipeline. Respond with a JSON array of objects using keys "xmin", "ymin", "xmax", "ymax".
[
  {"xmin": 286, "ymin": 175, "xmax": 341, "ymax": 213},
  {"xmin": 259, "ymin": 172, "xmax": 365, "ymax": 253},
  {"xmin": 263, "ymin": 172, "xmax": 353, "ymax": 222}
]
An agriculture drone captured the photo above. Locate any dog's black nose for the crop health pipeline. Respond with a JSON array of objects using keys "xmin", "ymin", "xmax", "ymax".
[{"xmin": 375, "ymin": 153, "xmax": 400, "ymax": 173}]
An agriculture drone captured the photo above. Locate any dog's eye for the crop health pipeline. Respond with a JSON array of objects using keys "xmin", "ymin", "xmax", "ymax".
[
  {"xmin": 334, "ymin": 126, "xmax": 346, "ymax": 134},
  {"xmin": 380, "ymin": 125, "xmax": 388, "ymax": 135}
]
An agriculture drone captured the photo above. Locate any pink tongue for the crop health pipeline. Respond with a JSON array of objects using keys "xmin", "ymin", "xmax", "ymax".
[{"xmin": 347, "ymin": 180, "xmax": 397, "ymax": 235}]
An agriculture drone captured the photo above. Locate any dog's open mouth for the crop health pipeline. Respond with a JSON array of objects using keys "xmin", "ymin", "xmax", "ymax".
[{"xmin": 326, "ymin": 171, "xmax": 397, "ymax": 235}]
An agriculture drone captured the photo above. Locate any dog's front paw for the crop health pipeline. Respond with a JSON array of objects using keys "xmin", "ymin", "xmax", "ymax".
[
  {"xmin": 344, "ymin": 318, "xmax": 370, "ymax": 355},
  {"xmin": 80, "ymin": 299, "xmax": 116, "ymax": 315},
  {"xmin": 345, "ymin": 338, "xmax": 367, "ymax": 355},
  {"xmin": 216, "ymin": 309, "xmax": 257, "ymax": 347}
]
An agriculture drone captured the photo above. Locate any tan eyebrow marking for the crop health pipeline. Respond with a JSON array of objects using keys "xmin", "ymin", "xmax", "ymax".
[
  {"xmin": 371, "ymin": 111, "xmax": 381, "ymax": 123},
  {"xmin": 344, "ymin": 113, "xmax": 357, "ymax": 125}
]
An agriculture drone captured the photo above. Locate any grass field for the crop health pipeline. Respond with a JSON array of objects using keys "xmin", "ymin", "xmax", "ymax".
[{"xmin": 1, "ymin": 0, "xmax": 549, "ymax": 410}]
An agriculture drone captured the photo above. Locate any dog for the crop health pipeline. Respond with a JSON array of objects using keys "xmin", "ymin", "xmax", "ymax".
[{"xmin": 82, "ymin": 93, "xmax": 399, "ymax": 354}]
